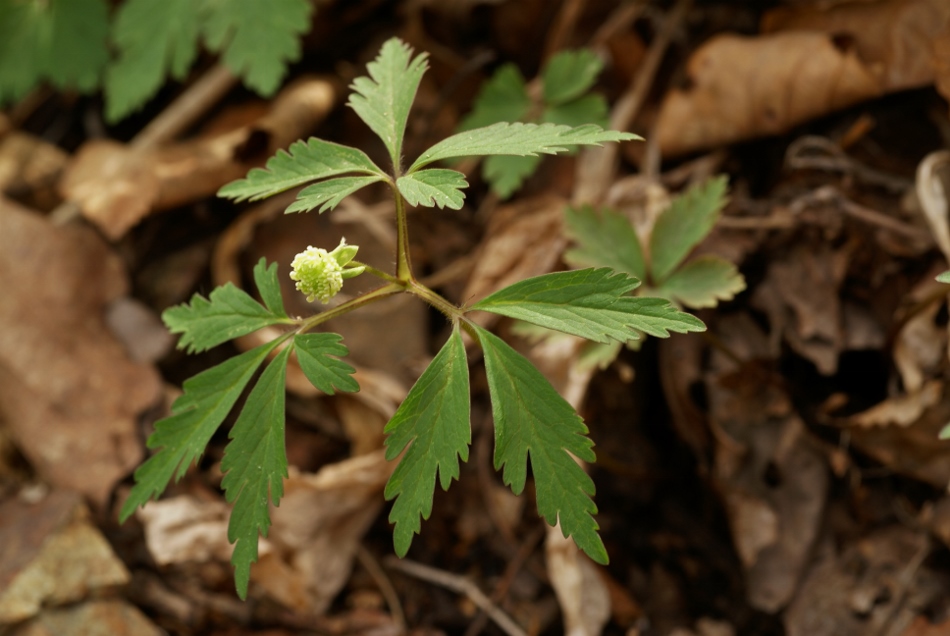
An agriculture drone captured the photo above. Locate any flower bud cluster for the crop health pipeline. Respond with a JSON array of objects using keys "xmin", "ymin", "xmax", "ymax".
[{"xmin": 289, "ymin": 239, "xmax": 364, "ymax": 303}]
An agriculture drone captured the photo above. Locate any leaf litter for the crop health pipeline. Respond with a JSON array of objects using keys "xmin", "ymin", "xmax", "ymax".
[{"xmin": 4, "ymin": 0, "xmax": 950, "ymax": 634}]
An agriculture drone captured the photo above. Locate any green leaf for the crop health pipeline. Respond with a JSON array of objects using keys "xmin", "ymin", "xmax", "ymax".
[
  {"xmin": 657, "ymin": 256, "xmax": 745, "ymax": 309},
  {"xmin": 348, "ymin": 37, "xmax": 428, "ymax": 170},
  {"xmin": 458, "ymin": 63, "xmax": 531, "ymax": 131},
  {"xmin": 397, "ymin": 169, "xmax": 468, "ymax": 210},
  {"xmin": 221, "ymin": 344, "xmax": 292, "ymax": 599},
  {"xmin": 0, "ymin": 0, "xmax": 109, "ymax": 103},
  {"xmin": 409, "ymin": 122, "xmax": 639, "ymax": 172},
  {"xmin": 471, "ymin": 268, "xmax": 705, "ymax": 343},
  {"xmin": 483, "ymin": 154, "xmax": 541, "ymax": 199},
  {"xmin": 542, "ymin": 93, "xmax": 609, "ymax": 129},
  {"xmin": 252, "ymin": 258, "xmax": 288, "ymax": 318},
  {"xmin": 201, "ymin": 0, "xmax": 312, "ymax": 96},
  {"xmin": 938, "ymin": 270, "xmax": 950, "ymax": 284},
  {"xmin": 384, "ymin": 327, "xmax": 470, "ymax": 557},
  {"xmin": 163, "ymin": 265, "xmax": 293, "ymax": 354},
  {"xmin": 564, "ymin": 206, "xmax": 646, "ymax": 281},
  {"xmin": 104, "ymin": 0, "xmax": 202, "ymax": 122},
  {"xmin": 650, "ymin": 175, "xmax": 729, "ymax": 283},
  {"xmin": 119, "ymin": 339, "xmax": 282, "ymax": 522},
  {"xmin": 295, "ymin": 333, "xmax": 359, "ymax": 394},
  {"xmin": 286, "ymin": 175, "xmax": 387, "ymax": 214},
  {"xmin": 218, "ymin": 138, "xmax": 384, "ymax": 203},
  {"xmin": 474, "ymin": 325, "xmax": 606, "ymax": 564},
  {"xmin": 541, "ymin": 49, "xmax": 603, "ymax": 106}
]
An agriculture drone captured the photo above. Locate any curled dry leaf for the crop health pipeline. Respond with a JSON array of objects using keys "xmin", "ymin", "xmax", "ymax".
[
  {"xmin": 0, "ymin": 199, "xmax": 161, "ymax": 506},
  {"xmin": 657, "ymin": 0, "xmax": 950, "ymax": 156},
  {"xmin": 656, "ymin": 32, "xmax": 880, "ymax": 157},
  {"xmin": 59, "ymin": 77, "xmax": 336, "ymax": 240}
]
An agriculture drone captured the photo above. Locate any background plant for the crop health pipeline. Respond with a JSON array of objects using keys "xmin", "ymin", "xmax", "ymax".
[
  {"xmin": 119, "ymin": 37, "xmax": 707, "ymax": 599},
  {"xmin": 0, "ymin": 0, "xmax": 311, "ymax": 122},
  {"xmin": 458, "ymin": 48, "xmax": 610, "ymax": 198}
]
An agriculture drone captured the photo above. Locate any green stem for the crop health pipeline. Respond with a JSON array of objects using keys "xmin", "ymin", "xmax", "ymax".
[
  {"xmin": 352, "ymin": 260, "xmax": 400, "ymax": 284},
  {"xmin": 394, "ymin": 192, "xmax": 413, "ymax": 282},
  {"xmin": 408, "ymin": 278, "xmax": 463, "ymax": 322},
  {"xmin": 297, "ymin": 282, "xmax": 405, "ymax": 333}
]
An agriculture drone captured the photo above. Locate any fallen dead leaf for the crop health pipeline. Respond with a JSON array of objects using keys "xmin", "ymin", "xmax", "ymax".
[
  {"xmin": 8, "ymin": 599, "xmax": 163, "ymax": 636},
  {"xmin": 135, "ymin": 496, "xmax": 237, "ymax": 567},
  {"xmin": 60, "ymin": 77, "xmax": 336, "ymax": 240},
  {"xmin": 0, "ymin": 490, "xmax": 130, "ymax": 625},
  {"xmin": 0, "ymin": 198, "xmax": 161, "ymax": 506},
  {"xmin": 851, "ymin": 380, "xmax": 943, "ymax": 428}
]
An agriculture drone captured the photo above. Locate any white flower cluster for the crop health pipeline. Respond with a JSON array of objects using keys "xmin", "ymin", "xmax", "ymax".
[{"xmin": 289, "ymin": 239, "xmax": 364, "ymax": 303}]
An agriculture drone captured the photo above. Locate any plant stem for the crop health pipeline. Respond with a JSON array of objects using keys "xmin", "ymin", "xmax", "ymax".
[
  {"xmin": 297, "ymin": 282, "xmax": 404, "ymax": 333},
  {"xmin": 394, "ymin": 192, "xmax": 413, "ymax": 282},
  {"xmin": 408, "ymin": 279, "xmax": 463, "ymax": 321},
  {"xmin": 352, "ymin": 260, "xmax": 400, "ymax": 284}
]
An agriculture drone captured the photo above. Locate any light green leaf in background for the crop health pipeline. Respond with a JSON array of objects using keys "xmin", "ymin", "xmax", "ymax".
[
  {"xmin": 542, "ymin": 93, "xmax": 609, "ymax": 129},
  {"xmin": 201, "ymin": 0, "xmax": 312, "ymax": 96},
  {"xmin": 119, "ymin": 339, "xmax": 282, "ymax": 522},
  {"xmin": 0, "ymin": 0, "xmax": 110, "ymax": 103},
  {"xmin": 348, "ymin": 37, "xmax": 429, "ymax": 170},
  {"xmin": 286, "ymin": 175, "xmax": 387, "ymax": 214},
  {"xmin": 542, "ymin": 49, "xmax": 604, "ymax": 105},
  {"xmin": 458, "ymin": 63, "xmax": 531, "ymax": 131},
  {"xmin": 105, "ymin": 0, "xmax": 202, "ymax": 122},
  {"xmin": 294, "ymin": 333, "xmax": 359, "ymax": 395},
  {"xmin": 937, "ymin": 270, "xmax": 950, "ymax": 284},
  {"xmin": 471, "ymin": 268, "xmax": 704, "ymax": 344},
  {"xmin": 218, "ymin": 138, "xmax": 384, "ymax": 202},
  {"xmin": 221, "ymin": 344, "xmax": 292, "ymax": 599},
  {"xmin": 409, "ymin": 122, "xmax": 639, "ymax": 171},
  {"xmin": 397, "ymin": 169, "xmax": 468, "ymax": 209},
  {"xmin": 563, "ymin": 206, "xmax": 646, "ymax": 281},
  {"xmin": 384, "ymin": 327, "xmax": 470, "ymax": 557},
  {"xmin": 483, "ymin": 154, "xmax": 541, "ymax": 199},
  {"xmin": 650, "ymin": 175, "xmax": 729, "ymax": 283},
  {"xmin": 474, "ymin": 325, "xmax": 606, "ymax": 564},
  {"xmin": 657, "ymin": 255, "xmax": 746, "ymax": 309}
]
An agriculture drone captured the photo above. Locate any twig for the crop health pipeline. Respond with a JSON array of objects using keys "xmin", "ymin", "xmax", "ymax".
[
  {"xmin": 573, "ymin": 0, "xmax": 692, "ymax": 206},
  {"xmin": 543, "ymin": 0, "xmax": 589, "ymax": 61},
  {"xmin": 874, "ymin": 537, "xmax": 932, "ymax": 636},
  {"xmin": 357, "ymin": 545, "xmax": 407, "ymax": 634},
  {"xmin": 384, "ymin": 557, "xmax": 527, "ymax": 636},
  {"xmin": 463, "ymin": 527, "xmax": 545, "ymax": 636}
]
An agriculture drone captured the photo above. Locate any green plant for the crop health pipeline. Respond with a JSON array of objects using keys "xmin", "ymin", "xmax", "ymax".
[
  {"xmin": 119, "ymin": 37, "xmax": 707, "ymax": 599},
  {"xmin": 0, "ymin": 0, "xmax": 311, "ymax": 122},
  {"xmin": 459, "ymin": 48, "xmax": 610, "ymax": 198},
  {"xmin": 550, "ymin": 176, "xmax": 744, "ymax": 366}
]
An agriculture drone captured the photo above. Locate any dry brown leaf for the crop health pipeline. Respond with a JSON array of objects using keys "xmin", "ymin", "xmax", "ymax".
[
  {"xmin": 59, "ymin": 77, "xmax": 336, "ymax": 240},
  {"xmin": 254, "ymin": 451, "xmax": 392, "ymax": 614},
  {"xmin": 135, "ymin": 496, "xmax": 237, "ymax": 567},
  {"xmin": 934, "ymin": 28, "xmax": 950, "ymax": 110},
  {"xmin": 0, "ymin": 491, "xmax": 130, "ymax": 625},
  {"xmin": 462, "ymin": 193, "xmax": 567, "ymax": 324},
  {"xmin": 763, "ymin": 0, "xmax": 950, "ymax": 92},
  {"xmin": 0, "ymin": 131, "xmax": 68, "ymax": 207},
  {"xmin": 0, "ymin": 199, "xmax": 161, "ymax": 506},
  {"xmin": 851, "ymin": 380, "xmax": 943, "ymax": 428},
  {"xmin": 784, "ymin": 527, "xmax": 938, "ymax": 636},
  {"xmin": 656, "ymin": 32, "xmax": 880, "ymax": 157},
  {"xmin": 8, "ymin": 600, "xmax": 163, "ymax": 636}
]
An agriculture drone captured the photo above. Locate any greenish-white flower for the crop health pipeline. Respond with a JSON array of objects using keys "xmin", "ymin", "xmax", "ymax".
[{"xmin": 290, "ymin": 239, "xmax": 364, "ymax": 303}]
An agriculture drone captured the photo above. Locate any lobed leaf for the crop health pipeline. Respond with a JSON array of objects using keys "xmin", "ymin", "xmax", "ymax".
[
  {"xmin": 218, "ymin": 138, "xmax": 384, "ymax": 203},
  {"xmin": 348, "ymin": 37, "xmax": 428, "ymax": 170},
  {"xmin": 650, "ymin": 175, "xmax": 729, "ymax": 283},
  {"xmin": 294, "ymin": 333, "xmax": 359, "ymax": 394},
  {"xmin": 409, "ymin": 122, "xmax": 639, "ymax": 172},
  {"xmin": 119, "ymin": 339, "xmax": 283, "ymax": 523},
  {"xmin": 542, "ymin": 93, "xmax": 609, "ymax": 129},
  {"xmin": 105, "ymin": 0, "xmax": 202, "ymax": 122},
  {"xmin": 474, "ymin": 325, "xmax": 606, "ymax": 564},
  {"xmin": 564, "ymin": 206, "xmax": 646, "ymax": 281},
  {"xmin": 657, "ymin": 256, "xmax": 746, "ymax": 309},
  {"xmin": 221, "ymin": 345, "xmax": 293, "ymax": 599},
  {"xmin": 384, "ymin": 327, "xmax": 471, "ymax": 557},
  {"xmin": 471, "ymin": 268, "xmax": 705, "ymax": 343},
  {"xmin": 458, "ymin": 63, "xmax": 531, "ymax": 132},
  {"xmin": 541, "ymin": 49, "xmax": 604, "ymax": 106},
  {"xmin": 163, "ymin": 262, "xmax": 293, "ymax": 354},
  {"xmin": 201, "ymin": 0, "xmax": 312, "ymax": 96},
  {"xmin": 397, "ymin": 169, "xmax": 468, "ymax": 210},
  {"xmin": 286, "ymin": 175, "xmax": 387, "ymax": 214}
]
